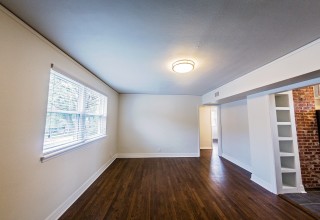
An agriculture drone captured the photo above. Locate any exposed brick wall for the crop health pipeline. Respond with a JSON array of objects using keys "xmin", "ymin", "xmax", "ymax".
[{"xmin": 293, "ymin": 86, "xmax": 320, "ymax": 189}]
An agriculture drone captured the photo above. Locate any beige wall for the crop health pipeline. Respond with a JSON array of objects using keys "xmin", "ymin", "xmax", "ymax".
[
  {"xmin": 211, "ymin": 106, "xmax": 219, "ymax": 140},
  {"xmin": 118, "ymin": 94, "xmax": 201, "ymax": 156},
  {"xmin": 199, "ymin": 106, "xmax": 212, "ymax": 149},
  {"xmin": 0, "ymin": 8, "xmax": 118, "ymax": 220}
]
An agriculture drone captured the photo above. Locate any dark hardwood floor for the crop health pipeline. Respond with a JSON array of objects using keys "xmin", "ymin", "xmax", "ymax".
[{"xmin": 60, "ymin": 148, "xmax": 315, "ymax": 219}]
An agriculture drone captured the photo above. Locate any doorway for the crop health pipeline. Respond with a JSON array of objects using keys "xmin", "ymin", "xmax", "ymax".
[{"xmin": 199, "ymin": 105, "xmax": 220, "ymax": 152}]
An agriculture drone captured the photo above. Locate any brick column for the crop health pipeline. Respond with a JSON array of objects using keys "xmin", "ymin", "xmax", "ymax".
[{"xmin": 293, "ymin": 86, "xmax": 320, "ymax": 189}]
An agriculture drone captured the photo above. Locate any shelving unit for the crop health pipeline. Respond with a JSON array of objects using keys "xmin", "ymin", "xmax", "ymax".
[{"xmin": 271, "ymin": 91, "xmax": 305, "ymax": 194}]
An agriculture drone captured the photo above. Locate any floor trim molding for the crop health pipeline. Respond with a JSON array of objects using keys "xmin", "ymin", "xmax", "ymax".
[
  {"xmin": 221, "ymin": 153, "xmax": 252, "ymax": 172},
  {"xmin": 45, "ymin": 154, "xmax": 117, "ymax": 220},
  {"xmin": 200, "ymin": 146, "xmax": 212, "ymax": 149},
  {"xmin": 117, "ymin": 153, "xmax": 199, "ymax": 158},
  {"xmin": 251, "ymin": 174, "xmax": 277, "ymax": 194}
]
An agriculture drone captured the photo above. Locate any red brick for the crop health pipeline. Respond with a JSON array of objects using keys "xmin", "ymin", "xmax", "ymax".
[{"xmin": 293, "ymin": 86, "xmax": 320, "ymax": 189}]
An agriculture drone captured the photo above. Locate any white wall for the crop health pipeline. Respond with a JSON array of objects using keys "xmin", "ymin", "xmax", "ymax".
[
  {"xmin": 247, "ymin": 94, "xmax": 277, "ymax": 193},
  {"xmin": 199, "ymin": 106, "xmax": 212, "ymax": 149},
  {"xmin": 220, "ymin": 100, "xmax": 251, "ymax": 171},
  {"xmin": 118, "ymin": 94, "xmax": 201, "ymax": 157},
  {"xmin": 0, "ymin": 7, "xmax": 118, "ymax": 220}
]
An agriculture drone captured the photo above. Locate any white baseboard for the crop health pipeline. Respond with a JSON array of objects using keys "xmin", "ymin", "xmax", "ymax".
[
  {"xmin": 45, "ymin": 154, "xmax": 117, "ymax": 220},
  {"xmin": 251, "ymin": 174, "xmax": 277, "ymax": 194},
  {"xmin": 299, "ymin": 184, "xmax": 307, "ymax": 193},
  {"xmin": 200, "ymin": 146, "xmax": 212, "ymax": 149},
  {"xmin": 221, "ymin": 154, "xmax": 277, "ymax": 194},
  {"xmin": 117, "ymin": 153, "xmax": 199, "ymax": 158},
  {"xmin": 221, "ymin": 153, "xmax": 252, "ymax": 172}
]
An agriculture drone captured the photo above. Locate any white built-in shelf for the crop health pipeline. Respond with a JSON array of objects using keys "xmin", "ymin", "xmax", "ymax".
[
  {"xmin": 276, "ymin": 110, "xmax": 291, "ymax": 123},
  {"xmin": 277, "ymin": 122, "xmax": 291, "ymax": 126},
  {"xmin": 275, "ymin": 107, "xmax": 290, "ymax": 111},
  {"xmin": 279, "ymin": 140, "xmax": 293, "ymax": 153},
  {"xmin": 280, "ymin": 152, "xmax": 295, "ymax": 157},
  {"xmin": 275, "ymin": 94, "xmax": 289, "ymax": 107},
  {"xmin": 282, "ymin": 185, "xmax": 296, "ymax": 189},
  {"xmin": 277, "ymin": 125, "xmax": 292, "ymax": 137},
  {"xmin": 278, "ymin": 137, "xmax": 293, "ymax": 141},
  {"xmin": 281, "ymin": 167, "xmax": 296, "ymax": 173},
  {"xmin": 272, "ymin": 91, "xmax": 303, "ymax": 194},
  {"xmin": 280, "ymin": 156, "xmax": 295, "ymax": 170},
  {"xmin": 282, "ymin": 172, "xmax": 297, "ymax": 187}
]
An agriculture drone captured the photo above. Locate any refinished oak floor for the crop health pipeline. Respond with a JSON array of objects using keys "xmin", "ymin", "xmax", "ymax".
[{"xmin": 60, "ymin": 148, "xmax": 315, "ymax": 219}]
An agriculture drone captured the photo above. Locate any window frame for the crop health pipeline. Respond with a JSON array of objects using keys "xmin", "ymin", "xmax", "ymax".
[{"xmin": 41, "ymin": 67, "xmax": 108, "ymax": 162}]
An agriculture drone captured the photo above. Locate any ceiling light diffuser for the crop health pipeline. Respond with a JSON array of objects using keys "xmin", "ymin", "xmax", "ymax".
[{"xmin": 172, "ymin": 60, "xmax": 195, "ymax": 73}]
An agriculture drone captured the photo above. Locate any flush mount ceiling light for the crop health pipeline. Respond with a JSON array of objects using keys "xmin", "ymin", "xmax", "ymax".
[{"xmin": 172, "ymin": 59, "xmax": 195, "ymax": 73}]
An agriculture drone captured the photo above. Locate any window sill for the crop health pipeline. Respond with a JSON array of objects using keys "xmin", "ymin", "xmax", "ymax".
[{"xmin": 40, "ymin": 135, "xmax": 107, "ymax": 162}]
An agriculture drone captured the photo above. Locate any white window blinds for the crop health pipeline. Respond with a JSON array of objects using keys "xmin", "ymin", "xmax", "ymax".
[{"xmin": 42, "ymin": 69, "xmax": 107, "ymax": 158}]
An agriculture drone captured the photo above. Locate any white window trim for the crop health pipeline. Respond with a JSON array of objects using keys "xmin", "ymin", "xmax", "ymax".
[
  {"xmin": 41, "ymin": 134, "xmax": 106, "ymax": 162},
  {"xmin": 41, "ymin": 66, "xmax": 108, "ymax": 162}
]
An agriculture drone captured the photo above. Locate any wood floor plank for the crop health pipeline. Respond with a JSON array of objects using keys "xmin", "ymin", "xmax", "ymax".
[{"xmin": 60, "ymin": 150, "xmax": 316, "ymax": 220}]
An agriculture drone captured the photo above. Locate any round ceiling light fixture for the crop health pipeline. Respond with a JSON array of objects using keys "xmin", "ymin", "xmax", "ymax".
[{"xmin": 172, "ymin": 59, "xmax": 195, "ymax": 73}]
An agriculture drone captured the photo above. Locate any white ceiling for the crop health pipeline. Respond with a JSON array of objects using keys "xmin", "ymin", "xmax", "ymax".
[{"xmin": 2, "ymin": 0, "xmax": 320, "ymax": 95}]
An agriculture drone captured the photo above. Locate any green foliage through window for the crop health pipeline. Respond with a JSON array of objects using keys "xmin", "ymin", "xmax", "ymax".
[{"xmin": 43, "ymin": 69, "xmax": 107, "ymax": 154}]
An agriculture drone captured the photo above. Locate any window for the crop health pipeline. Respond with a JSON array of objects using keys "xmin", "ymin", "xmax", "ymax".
[{"xmin": 42, "ymin": 68, "xmax": 107, "ymax": 160}]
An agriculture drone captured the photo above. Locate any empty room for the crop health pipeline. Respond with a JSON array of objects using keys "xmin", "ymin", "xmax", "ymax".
[{"xmin": 1, "ymin": 1, "xmax": 320, "ymax": 219}]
